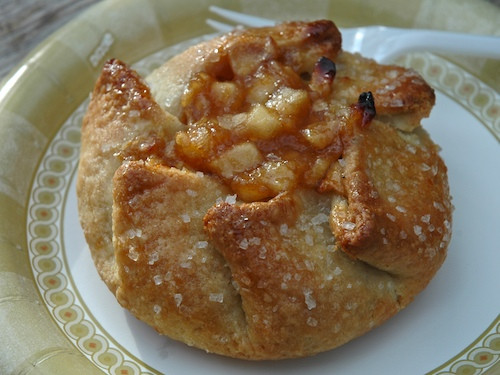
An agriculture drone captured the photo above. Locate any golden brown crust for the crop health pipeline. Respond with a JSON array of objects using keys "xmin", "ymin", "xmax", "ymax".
[
  {"xmin": 203, "ymin": 191, "xmax": 401, "ymax": 358},
  {"xmin": 77, "ymin": 20, "xmax": 452, "ymax": 359},
  {"xmin": 328, "ymin": 120, "xmax": 451, "ymax": 303},
  {"xmin": 112, "ymin": 161, "xmax": 253, "ymax": 357},
  {"xmin": 76, "ymin": 59, "xmax": 184, "ymax": 292}
]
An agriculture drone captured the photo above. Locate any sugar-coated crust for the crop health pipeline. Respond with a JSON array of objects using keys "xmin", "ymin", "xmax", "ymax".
[
  {"xmin": 77, "ymin": 20, "xmax": 452, "ymax": 359},
  {"xmin": 76, "ymin": 59, "xmax": 184, "ymax": 291}
]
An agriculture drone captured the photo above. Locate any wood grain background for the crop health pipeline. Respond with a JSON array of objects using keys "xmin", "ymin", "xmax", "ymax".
[
  {"xmin": 1, "ymin": 0, "xmax": 499, "ymax": 81},
  {"xmin": 0, "ymin": 0, "xmax": 100, "ymax": 80}
]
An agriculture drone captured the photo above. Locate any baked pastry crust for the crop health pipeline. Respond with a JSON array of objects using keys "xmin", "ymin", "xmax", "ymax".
[{"xmin": 77, "ymin": 20, "xmax": 452, "ymax": 359}]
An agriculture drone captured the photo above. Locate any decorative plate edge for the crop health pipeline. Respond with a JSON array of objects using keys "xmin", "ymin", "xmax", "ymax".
[{"xmin": 25, "ymin": 49, "xmax": 500, "ymax": 374}]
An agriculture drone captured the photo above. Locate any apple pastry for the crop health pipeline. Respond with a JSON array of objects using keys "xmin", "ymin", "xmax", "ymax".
[{"xmin": 77, "ymin": 20, "xmax": 452, "ymax": 359}]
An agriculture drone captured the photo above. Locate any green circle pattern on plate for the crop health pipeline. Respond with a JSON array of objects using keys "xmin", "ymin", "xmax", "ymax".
[
  {"xmin": 27, "ymin": 100, "xmax": 155, "ymax": 375},
  {"xmin": 399, "ymin": 52, "xmax": 500, "ymax": 142}
]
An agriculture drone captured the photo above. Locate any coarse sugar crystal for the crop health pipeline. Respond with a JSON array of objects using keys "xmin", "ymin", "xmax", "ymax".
[{"xmin": 209, "ymin": 293, "xmax": 224, "ymax": 303}]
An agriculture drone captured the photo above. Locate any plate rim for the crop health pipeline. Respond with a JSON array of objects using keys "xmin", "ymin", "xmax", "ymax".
[
  {"xmin": 25, "ymin": 49, "xmax": 500, "ymax": 375},
  {"xmin": 0, "ymin": 0, "xmax": 499, "ymax": 374}
]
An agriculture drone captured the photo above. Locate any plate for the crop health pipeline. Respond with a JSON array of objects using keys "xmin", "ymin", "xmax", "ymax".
[{"xmin": 1, "ymin": 0, "xmax": 499, "ymax": 374}]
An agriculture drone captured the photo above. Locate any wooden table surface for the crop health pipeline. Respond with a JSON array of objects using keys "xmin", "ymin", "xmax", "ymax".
[
  {"xmin": 0, "ymin": 0, "xmax": 101, "ymax": 80},
  {"xmin": 1, "ymin": 0, "xmax": 499, "ymax": 82}
]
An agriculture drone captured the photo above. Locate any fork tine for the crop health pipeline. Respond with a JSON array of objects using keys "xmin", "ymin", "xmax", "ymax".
[
  {"xmin": 206, "ymin": 18, "xmax": 236, "ymax": 33},
  {"xmin": 208, "ymin": 5, "xmax": 275, "ymax": 28}
]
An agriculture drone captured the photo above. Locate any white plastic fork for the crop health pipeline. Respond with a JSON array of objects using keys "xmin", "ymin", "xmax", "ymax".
[{"xmin": 207, "ymin": 5, "xmax": 500, "ymax": 63}]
